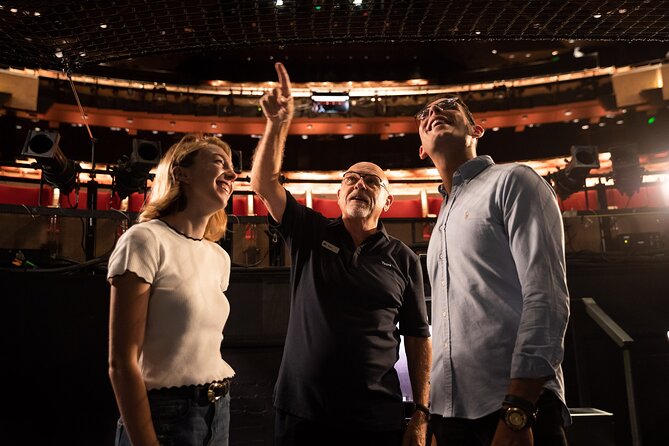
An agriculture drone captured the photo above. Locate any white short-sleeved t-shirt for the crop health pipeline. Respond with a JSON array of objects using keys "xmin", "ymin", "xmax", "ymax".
[{"xmin": 107, "ymin": 219, "xmax": 235, "ymax": 390}]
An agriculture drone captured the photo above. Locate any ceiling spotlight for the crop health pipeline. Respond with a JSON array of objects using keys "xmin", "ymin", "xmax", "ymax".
[
  {"xmin": 113, "ymin": 139, "xmax": 162, "ymax": 199},
  {"xmin": 573, "ymin": 47, "xmax": 584, "ymax": 58},
  {"xmin": 549, "ymin": 145, "xmax": 600, "ymax": 200},
  {"xmin": 21, "ymin": 130, "xmax": 79, "ymax": 194}
]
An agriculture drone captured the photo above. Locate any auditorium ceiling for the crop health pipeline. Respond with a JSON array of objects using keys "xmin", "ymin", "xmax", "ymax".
[{"xmin": 1, "ymin": 1, "xmax": 669, "ymax": 172}]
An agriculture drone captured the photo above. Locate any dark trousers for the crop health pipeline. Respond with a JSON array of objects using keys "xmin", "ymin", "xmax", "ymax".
[
  {"xmin": 275, "ymin": 408, "xmax": 405, "ymax": 446},
  {"xmin": 429, "ymin": 390, "xmax": 568, "ymax": 446}
]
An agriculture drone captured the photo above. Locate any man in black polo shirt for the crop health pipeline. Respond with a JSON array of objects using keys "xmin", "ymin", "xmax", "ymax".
[{"xmin": 250, "ymin": 63, "xmax": 432, "ymax": 446}]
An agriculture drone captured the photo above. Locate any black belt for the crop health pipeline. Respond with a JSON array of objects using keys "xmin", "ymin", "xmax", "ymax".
[{"xmin": 148, "ymin": 378, "xmax": 232, "ymax": 405}]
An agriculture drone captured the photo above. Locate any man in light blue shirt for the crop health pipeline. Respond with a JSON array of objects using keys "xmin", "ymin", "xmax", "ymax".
[{"xmin": 415, "ymin": 95, "xmax": 571, "ymax": 446}]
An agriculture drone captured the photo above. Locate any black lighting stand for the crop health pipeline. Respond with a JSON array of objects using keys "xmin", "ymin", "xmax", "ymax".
[
  {"xmin": 595, "ymin": 181, "xmax": 613, "ymax": 254},
  {"xmin": 84, "ymin": 177, "xmax": 98, "ymax": 261},
  {"xmin": 84, "ymin": 138, "xmax": 98, "ymax": 261}
]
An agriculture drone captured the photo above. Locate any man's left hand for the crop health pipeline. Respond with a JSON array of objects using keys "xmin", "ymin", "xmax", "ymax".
[
  {"xmin": 491, "ymin": 420, "xmax": 533, "ymax": 446},
  {"xmin": 402, "ymin": 412, "xmax": 429, "ymax": 446}
]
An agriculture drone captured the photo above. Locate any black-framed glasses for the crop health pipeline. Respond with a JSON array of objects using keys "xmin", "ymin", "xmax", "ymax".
[
  {"xmin": 342, "ymin": 171, "xmax": 388, "ymax": 191},
  {"xmin": 414, "ymin": 95, "xmax": 475, "ymax": 125}
]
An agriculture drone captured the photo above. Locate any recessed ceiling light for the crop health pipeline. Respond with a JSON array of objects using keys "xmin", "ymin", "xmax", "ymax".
[
  {"xmin": 551, "ymin": 50, "xmax": 558, "ymax": 56},
  {"xmin": 491, "ymin": 49, "xmax": 498, "ymax": 54},
  {"xmin": 593, "ymin": 13, "xmax": 602, "ymax": 19},
  {"xmin": 618, "ymin": 9, "xmax": 627, "ymax": 14},
  {"xmin": 99, "ymin": 23, "xmax": 107, "ymax": 29}
]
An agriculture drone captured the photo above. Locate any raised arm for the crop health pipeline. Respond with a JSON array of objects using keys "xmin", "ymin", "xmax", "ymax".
[{"xmin": 250, "ymin": 62, "xmax": 294, "ymax": 223}]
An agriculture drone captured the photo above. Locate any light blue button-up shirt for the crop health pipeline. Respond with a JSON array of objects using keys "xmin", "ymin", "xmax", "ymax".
[{"xmin": 427, "ymin": 155, "xmax": 570, "ymax": 423}]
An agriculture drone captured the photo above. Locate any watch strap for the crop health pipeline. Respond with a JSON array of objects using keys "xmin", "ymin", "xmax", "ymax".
[
  {"xmin": 414, "ymin": 402, "xmax": 431, "ymax": 419},
  {"xmin": 503, "ymin": 394, "xmax": 538, "ymax": 416}
]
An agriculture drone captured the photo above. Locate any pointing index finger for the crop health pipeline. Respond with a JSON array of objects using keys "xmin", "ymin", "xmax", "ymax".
[{"xmin": 275, "ymin": 62, "xmax": 292, "ymax": 97}]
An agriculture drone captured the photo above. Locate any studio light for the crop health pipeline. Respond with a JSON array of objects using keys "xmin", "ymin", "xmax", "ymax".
[
  {"xmin": 114, "ymin": 139, "xmax": 162, "ymax": 199},
  {"xmin": 550, "ymin": 145, "xmax": 600, "ymax": 200},
  {"xmin": 21, "ymin": 130, "xmax": 79, "ymax": 194},
  {"xmin": 610, "ymin": 146, "xmax": 644, "ymax": 197}
]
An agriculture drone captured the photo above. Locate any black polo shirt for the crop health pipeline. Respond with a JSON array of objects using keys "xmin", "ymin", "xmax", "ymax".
[{"xmin": 271, "ymin": 191, "xmax": 430, "ymax": 431}]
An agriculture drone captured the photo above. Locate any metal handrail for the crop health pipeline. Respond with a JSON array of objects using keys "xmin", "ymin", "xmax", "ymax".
[{"xmin": 581, "ymin": 297, "xmax": 642, "ymax": 446}]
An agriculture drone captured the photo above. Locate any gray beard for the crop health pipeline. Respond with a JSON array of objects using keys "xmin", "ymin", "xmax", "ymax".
[{"xmin": 345, "ymin": 201, "xmax": 371, "ymax": 218}]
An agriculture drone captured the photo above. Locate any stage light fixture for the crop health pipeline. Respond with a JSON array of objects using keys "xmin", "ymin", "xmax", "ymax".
[
  {"xmin": 114, "ymin": 139, "xmax": 162, "ymax": 199},
  {"xmin": 21, "ymin": 130, "xmax": 79, "ymax": 194},
  {"xmin": 610, "ymin": 146, "xmax": 644, "ymax": 197},
  {"xmin": 549, "ymin": 145, "xmax": 600, "ymax": 200}
]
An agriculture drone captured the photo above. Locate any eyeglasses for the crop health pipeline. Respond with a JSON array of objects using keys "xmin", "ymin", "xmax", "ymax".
[
  {"xmin": 342, "ymin": 171, "xmax": 388, "ymax": 191},
  {"xmin": 414, "ymin": 96, "xmax": 474, "ymax": 124}
]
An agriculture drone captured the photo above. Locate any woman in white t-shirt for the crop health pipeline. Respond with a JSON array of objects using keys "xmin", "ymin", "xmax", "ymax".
[{"xmin": 107, "ymin": 134, "xmax": 238, "ymax": 446}]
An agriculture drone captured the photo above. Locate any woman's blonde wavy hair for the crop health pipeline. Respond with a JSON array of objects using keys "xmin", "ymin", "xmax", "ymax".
[{"xmin": 138, "ymin": 133, "xmax": 232, "ymax": 241}]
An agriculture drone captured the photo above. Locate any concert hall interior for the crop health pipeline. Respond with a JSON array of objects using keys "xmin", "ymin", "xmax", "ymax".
[{"xmin": 1, "ymin": 2, "xmax": 668, "ymax": 445}]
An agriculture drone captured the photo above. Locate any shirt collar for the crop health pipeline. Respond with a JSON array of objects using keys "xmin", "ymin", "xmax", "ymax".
[
  {"xmin": 328, "ymin": 216, "xmax": 390, "ymax": 241},
  {"xmin": 438, "ymin": 155, "xmax": 495, "ymax": 196}
]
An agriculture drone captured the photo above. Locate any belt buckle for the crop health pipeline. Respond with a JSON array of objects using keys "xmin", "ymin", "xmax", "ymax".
[{"xmin": 207, "ymin": 381, "xmax": 227, "ymax": 403}]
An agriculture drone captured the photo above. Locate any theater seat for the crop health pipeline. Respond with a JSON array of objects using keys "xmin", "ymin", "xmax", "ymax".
[
  {"xmin": 127, "ymin": 192, "xmax": 148, "ymax": 213},
  {"xmin": 311, "ymin": 197, "xmax": 341, "ymax": 218},
  {"xmin": 427, "ymin": 196, "xmax": 443, "ymax": 216},
  {"xmin": 231, "ymin": 195, "xmax": 249, "ymax": 216},
  {"xmin": 60, "ymin": 189, "xmax": 119, "ymax": 210},
  {"xmin": 0, "ymin": 183, "xmax": 52, "ymax": 206},
  {"xmin": 252, "ymin": 195, "xmax": 269, "ymax": 216},
  {"xmin": 382, "ymin": 197, "xmax": 423, "ymax": 218}
]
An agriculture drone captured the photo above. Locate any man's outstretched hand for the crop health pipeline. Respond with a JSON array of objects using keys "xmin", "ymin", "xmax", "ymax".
[{"xmin": 260, "ymin": 62, "xmax": 294, "ymax": 124}]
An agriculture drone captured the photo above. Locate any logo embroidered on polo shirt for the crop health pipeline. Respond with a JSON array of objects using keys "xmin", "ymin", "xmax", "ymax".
[
  {"xmin": 381, "ymin": 260, "xmax": 392, "ymax": 267},
  {"xmin": 321, "ymin": 240, "xmax": 340, "ymax": 254}
]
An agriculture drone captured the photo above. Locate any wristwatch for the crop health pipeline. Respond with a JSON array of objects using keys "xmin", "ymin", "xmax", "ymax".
[
  {"xmin": 499, "ymin": 395, "xmax": 538, "ymax": 431},
  {"xmin": 414, "ymin": 402, "xmax": 431, "ymax": 420}
]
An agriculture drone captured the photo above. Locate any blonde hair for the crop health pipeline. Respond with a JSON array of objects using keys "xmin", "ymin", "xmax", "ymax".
[{"xmin": 139, "ymin": 134, "xmax": 232, "ymax": 241}]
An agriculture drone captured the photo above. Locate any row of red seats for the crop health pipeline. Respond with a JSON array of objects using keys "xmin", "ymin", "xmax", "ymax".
[
  {"xmin": 558, "ymin": 185, "xmax": 668, "ymax": 211},
  {"xmin": 0, "ymin": 184, "xmax": 437, "ymax": 218},
  {"xmin": 0, "ymin": 184, "xmax": 148, "ymax": 212},
  {"xmin": 234, "ymin": 195, "xmax": 435, "ymax": 218},
  {"xmin": 5, "ymin": 183, "xmax": 664, "ymax": 216}
]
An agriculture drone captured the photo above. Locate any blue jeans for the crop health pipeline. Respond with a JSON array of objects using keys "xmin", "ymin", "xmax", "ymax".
[{"xmin": 115, "ymin": 391, "xmax": 231, "ymax": 446}]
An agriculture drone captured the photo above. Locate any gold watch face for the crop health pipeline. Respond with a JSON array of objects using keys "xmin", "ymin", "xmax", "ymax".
[{"xmin": 505, "ymin": 407, "xmax": 528, "ymax": 430}]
